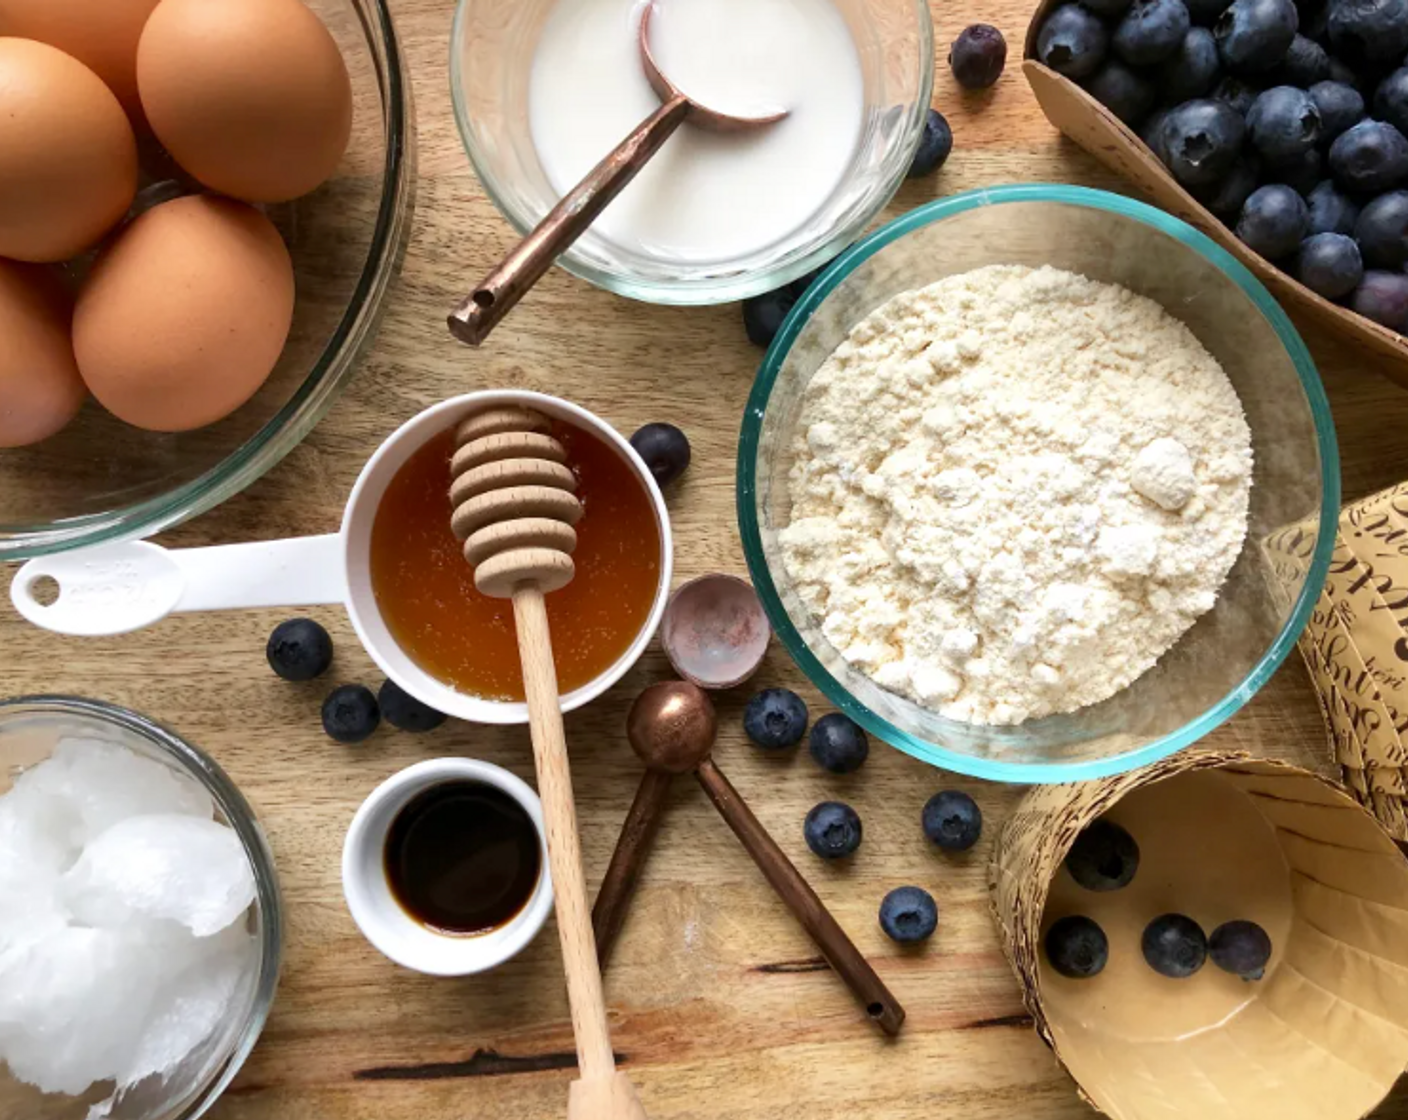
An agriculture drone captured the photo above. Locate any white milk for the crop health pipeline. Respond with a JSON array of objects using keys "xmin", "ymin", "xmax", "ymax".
[{"xmin": 528, "ymin": 0, "xmax": 865, "ymax": 264}]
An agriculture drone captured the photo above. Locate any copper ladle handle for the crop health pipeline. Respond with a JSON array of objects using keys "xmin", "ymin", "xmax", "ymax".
[
  {"xmin": 448, "ymin": 95, "xmax": 691, "ymax": 347},
  {"xmin": 592, "ymin": 768, "xmax": 675, "ymax": 970}
]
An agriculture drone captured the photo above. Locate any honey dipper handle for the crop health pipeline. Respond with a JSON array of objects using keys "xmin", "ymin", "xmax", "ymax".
[{"xmin": 512, "ymin": 586, "xmax": 618, "ymax": 1083}]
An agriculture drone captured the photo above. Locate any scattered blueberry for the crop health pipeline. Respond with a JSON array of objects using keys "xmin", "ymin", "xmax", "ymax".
[
  {"xmin": 1086, "ymin": 59, "xmax": 1159, "ymax": 123},
  {"xmin": 1296, "ymin": 230, "xmax": 1364, "ymax": 295},
  {"xmin": 1065, "ymin": 818, "xmax": 1141, "ymax": 890},
  {"xmin": 1352, "ymin": 269, "xmax": 1408, "ymax": 328},
  {"xmin": 1208, "ymin": 919, "xmax": 1273, "ymax": 979},
  {"xmin": 1142, "ymin": 913, "xmax": 1208, "ymax": 977},
  {"xmin": 1114, "ymin": 0, "xmax": 1193, "ymax": 64},
  {"xmin": 804, "ymin": 801, "xmax": 863, "ymax": 859},
  {"xmin": 1247, "ymin": 85, "xmax": 1322, "ymax": 160},
  {"xmin": 878, "ymin": 886, "xmax": 938, "ymax": 943},
  {"xmin": 1157, "ymin": 27, "xmax": 1223, "ymax": 100},
  {"xmin": 1081, "ymin": 0, "xmax": 1135, "ymax": 17},
  {"xmin": 322, "ymin": 684, "xmax": 380, "ymax": 744},
  {"xmin": 742, "ymin": 289, "xmax": 791, "ymax": 347},
  {"xmin": 1198, "ymin": 156, "xmax": 1261, "ymax": 214},
  {"xmin": 1328, "ymin": 0, "xmax": 1408, "ymax": 65},
  {"xmin": 809, "ymin": 712, "xmax": 869, "ymax": 773},
  {"xmin": 1306, "ymin": 177, "xmax": 1361, "ymax": 232},
  {"xmin": 1236, "ymin": 182, "xmax": 1310, "ymax": 256},
  {"xmin": 1214, "ymin": 0, "xmax": 1299, "ymax": 73},
  {"xmin": 921, "ymin": 790, "xmax": 983, "ymax": 851},
  {"xmin": 908, "ymin": 108, "xmax": 953, "ymax": 178},
  {"xmin": 378, "ymin": 679, "xmax": 446, "ymax": 733},
  {"xmin": 1213, "ymin": 74, "xmax": 1261, "ymax": 115},
  {"xmin": 1374, "ymin": 67, "xmax": 1408, "ymax": 136},
  {"xmin": 629, "ymin": 422, "xmax": 691, "ymax": 487},
  {"xmin": 1354, "ymin": 188, "xmax": 1408, "ymax": 264},
  {"xmin": 1158, "ymin": 98, "xmax": 1247, "ymax": 185},
  {"xmin": 743, "ymin": 688, "xmax": 809, "ymax": 750},
  {"xmin": 949, "ymin": 24, "xmax": 1008, "ymax": 89},
  {"xmin": 266, "ymin": 618, "xmax": 333, "ymax": 682},
  {"xmin": 1039, "ymin": 4, "xmax": 1111, "ymax": 78},
  {"xmin": 1266, "ymin": 143, "xmax": 1324, "ymax": 191},
  {"xmin": 1271, "ymin": 33, "xmax": 1330, "ymax": 84},
  {"xmin": 1186, "ymin": 0, "xmax": 1235, "ymax": 25},
  {"xmin": 1308, "ymin": 80, "xmax": 1366, "ymax": 141},
  {"xmin": 1044, "ymin": 915, "xmax": 1110, "ymax": 978},
  {"xmin": 1329, "ymin": 118, "xmax": 1408, "ymax": 191}
]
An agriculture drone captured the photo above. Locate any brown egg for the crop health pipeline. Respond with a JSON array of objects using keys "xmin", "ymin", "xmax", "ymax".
[
  {"xmin": 0, "ymin": 38, "xmax": 138, "ymax": 263},
  {"xmin": 137, "ymin": 0, "xmax": 353, "ymax": 204},
  {"xmin": 0, "ymin": 259, "xmax": 87, "ymax": 448},
  {"xmin": 74, "ymin": 195, "xmax": 295, "ymax": 433},
  {"xmin": 0, "ymin": 0, "xmax": 161, "ymax": 122}
]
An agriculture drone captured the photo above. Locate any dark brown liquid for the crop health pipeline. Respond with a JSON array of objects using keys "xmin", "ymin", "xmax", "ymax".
[{"xmin": 384, "ymin": 781, "xmax": 541, "ymax": 936}]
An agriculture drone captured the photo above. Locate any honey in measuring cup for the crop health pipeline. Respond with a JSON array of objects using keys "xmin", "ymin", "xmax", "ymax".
[{"xmin": 369, "ymin": 419, "xmax": 661, "ymax": 700}]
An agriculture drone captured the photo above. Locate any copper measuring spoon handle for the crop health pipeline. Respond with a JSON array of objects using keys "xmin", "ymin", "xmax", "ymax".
[
  {"xmin": 694, "ymin": 758, "xmax": 907, "ymax": 1036},
  {"xmin": 593, "ymin": 768, "xmax": 675, "ymax": 969}
]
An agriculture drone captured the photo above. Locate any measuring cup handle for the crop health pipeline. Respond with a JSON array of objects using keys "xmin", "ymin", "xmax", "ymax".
[{"xmin": 10, "ymin": 535, "xmax": 346, "ymax": 637}]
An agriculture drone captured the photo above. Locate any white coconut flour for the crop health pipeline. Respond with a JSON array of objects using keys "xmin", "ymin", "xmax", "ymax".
[{"xmin": 779, "ymin": 264, "xmax": 1253, "ymax": 726}]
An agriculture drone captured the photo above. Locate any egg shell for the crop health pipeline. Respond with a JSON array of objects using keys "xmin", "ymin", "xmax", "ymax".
[
  {"xmin": 73, "ymin": 195, "xmax": 295, "ymax": 433},
  {"xmin": 0, "ymin": 38, "xmax": 138, "ymax": 263},
  {"xmin": 137, "ymin": 0, "xmax": 353, "ymax": 204},
  {"xmin": 0, "ymin": 0, "xmax": 161, "ymax": 121},
  {"xmin": 0, "ymin": 260, "xmax": 87, "ymax": 448}
]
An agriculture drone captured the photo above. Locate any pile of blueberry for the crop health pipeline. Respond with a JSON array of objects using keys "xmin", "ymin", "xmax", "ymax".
[
  {"xmin": 744, "ymin": 688, "xmax": 983, "ymax": 945},
  {"xmin": 265, "ymin": 617, "xmax": 447, "ymax": 743},
  {"xmin": 1044, "ymin": 818, "xmax": 1274, "ymax": 981},
  {"xmin": 1035, "ymin": 0, "xmax": 1408, "ymax": 330}
]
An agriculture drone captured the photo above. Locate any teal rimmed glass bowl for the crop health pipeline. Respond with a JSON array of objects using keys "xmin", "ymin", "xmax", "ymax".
[{"xmin": 738, "ymin": 185, "xmax": 1339, "ymax": 784}]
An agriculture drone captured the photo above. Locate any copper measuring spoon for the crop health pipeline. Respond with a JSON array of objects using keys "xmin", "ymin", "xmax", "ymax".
[{"xmin": 447, "ymin": 1, "xmax": 789, "ymax": 347}]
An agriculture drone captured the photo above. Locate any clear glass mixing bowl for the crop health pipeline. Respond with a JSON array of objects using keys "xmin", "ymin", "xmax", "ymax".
[
  {"xmin": 738, "ymin": 185, "xmax": 1340, "ymax": 783},
  {"xmin": 0, "ymin": 696, "xmax": 282, "ymax": 1120},
  {"xmin": 0, "ymin": 0, "xmax": 413, "ymax": 561},
  {"xmin": 450, "ymin": 0, "xmax": 933, "ymax": 304}
]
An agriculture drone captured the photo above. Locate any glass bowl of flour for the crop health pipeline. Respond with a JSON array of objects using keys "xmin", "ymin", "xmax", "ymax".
[
  {"xmin": 739, "ymin": 185, "xmax": 1339, "ymax": 783},
  {"xmin": 0, "ymin": 696, "xmax": 281, "ymax": 1119},
  {"xmin": 450, "ymin": 0, "xmax": 933, "ymax": 304}
]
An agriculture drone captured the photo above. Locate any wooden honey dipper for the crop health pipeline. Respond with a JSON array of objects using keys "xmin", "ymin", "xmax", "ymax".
[{"xmin": 450, "ymin": 405, "xmax": 648, "ymax": 1120}]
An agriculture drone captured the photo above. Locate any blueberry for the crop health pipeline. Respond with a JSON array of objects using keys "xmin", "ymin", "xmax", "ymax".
[
  {"xmin": 630, "ymin": 422, "xmax": 691, "ymax": 486},
  {"xmin": 378, "ymin": 679, "xmax": 446, "ymax": 733},
  {"xmin": 949, "ymin": 24, "xmax": 1008, "ymax": 89},
  {"xmin": 743, "ymin": 688, "xmax": 809, "ymax": 750},
  {"xmin": 743, "ymin": 289, "xmax": 792, "ymax": 347},
  {"xmin": 1208, "ymin": 919, "xmax": 1273, "ymax": 979},
  {"xmin": 1303, "ymin": 0, "xmax": 1331, "ymax": 41},
  {"xmin": 1115, "ymin": 0, "xmax": 1193, "ymax": 63},
  {"xmin": 322, "ymin": 684, "xmax": 380, "ymax": 743},
  {"xmin": 1064, "ymin": 819, "xmax": 1141, "ymax": 890},
  {"xmin": 1214, "ymin": 0, "xmax": 1299, "ymax": 73},
  {"xmin": 1158, "ymin": 98, "xmax": 1247, "ymax": 186},
  {"xmin": 804, "ymin": 801, "xmax": 863, "ymax": 859},
  {"xmin": 809, "ymin": 712, "xmax": 869, "ymax": 773},
  {"xmin": 921, "ymin": 790, "xmax": 983, "ymax": 851},
  {"xmin": 1329, "ymin": 119, "xmax": 1408, "ymax": 191},
  {"xmin": 878, "ymin": 886, "xmax": 938, "ymax": 943},
  {"xmin": 1045, "ymin": 915, "xmax": 1109, "ymax": 978},
  {"xmin": 266, "ymin": 618, "xmax": 333, "ymax": 682},
  {"xmin": 1142, "ymin": 913, "xmax": 1208, "ymax": 977},
  {"xmin": 1271, "ymin": 33, "xmax": 1330, "ymax": 83},
  {"xmin": 1081, "ymin": 0, "xmax": 1135, "ymax": 16},
  {"xmin": 1327, "ymin": 55, "xmax": 1361, "ymax": 87},
  {"xmin": 1141, "ymin": 104, "xmax": 1175, "ymax": 158},
  {"xmin": 1158, "ymin": 27, "xmax": 1223, "ymax": 100},
  {"xmin": 908, "ymin": 108, "xmax": 953, "ymax": 177},
  {"xmin": 1236, "ymin": 183, "xmax": 1310, "ymax": 256},
  {"xmin": 1296, "ymin": 230, "xmax": 1364, "ymax": 294},
  {"xmin": 1309, "ymin": 80, "xmax": 1366, "ymax": 141},
  {"xmin": 1306, "ymin": 177, "xmax": 1361, "ymax": 230},
  {"xmin": 1213, "ymin": 74, "xmax": 1262, "ymax": 115},
  {"xmin": 1329, "ymin": 0, "xmax": 1408, "ymax": 64},
  {"xmin": 1354, "ymin": 189, "xmax": 1408, "ymax": 264},
  {"xmin": 1374, "ymin": 67, "xmax": 1408, "ymax": 136},
  {"xmin": 1266, "ymin": 144, "xmax": 1324, "ymax": 192},
  {"xmin": 1039, "ymin": 4, "xmax": 1111, "ymax": 78},
  {"xmin": 1352, "ymin": 269, "xmax": 1408, "ymax": 327},
  {"xmin": 1187, "ymin": 0, "xmax": 1235, "ymax": 25},
  {"xmin": 1197, "ymin": 156, "xmax": 1261, "ymax": 214},
  {"xmin": 1085, "ymin": 60, "xmax": 1159, "ymax": 124},
  {"xmin": 1247, "ymin": 86, "xmax": 1322, "ymax": 160}
]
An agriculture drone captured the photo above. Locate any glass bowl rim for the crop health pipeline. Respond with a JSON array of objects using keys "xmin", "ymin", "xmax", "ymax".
[
  {"xmin": 447, "ymin": 0, "xmax": 935, "ymax": 306},
  {"xmin": 736, "ymin": 183, "xmax": 1342, "ymax": 784},
  {"xmin": 0, "ymin": 694, "xmax": 283, "ymax": 1119},
  {"xmin": 1, "ymin": 0, "xmax": 413, "ymax": 563}
]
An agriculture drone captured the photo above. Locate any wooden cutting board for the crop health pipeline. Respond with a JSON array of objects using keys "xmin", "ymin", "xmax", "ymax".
[{"xmin": 4, "ymin": 0, "xmax": 1408, "ymax": 1116}]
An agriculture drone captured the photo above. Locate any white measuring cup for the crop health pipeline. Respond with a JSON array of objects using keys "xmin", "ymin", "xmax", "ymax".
[{"xmin": 10, "ymin": 391, "xmax": 675, "ymax": 725}]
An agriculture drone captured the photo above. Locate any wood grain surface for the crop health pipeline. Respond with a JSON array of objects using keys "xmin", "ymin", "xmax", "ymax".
[{"xmin": 5, "ymin": 0, "xmax": 1408, "ymax": 1117}]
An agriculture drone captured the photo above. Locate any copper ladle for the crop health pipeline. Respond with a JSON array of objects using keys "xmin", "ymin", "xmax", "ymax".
[{"xmin": 447, "ymin": 1, "xmax": 789, "ymax": 347}]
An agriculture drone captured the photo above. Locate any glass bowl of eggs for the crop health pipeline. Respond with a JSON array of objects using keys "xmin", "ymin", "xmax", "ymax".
[{"xmin": 0, "ymin": 0, "xmax": 412, "ymax": 560}]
